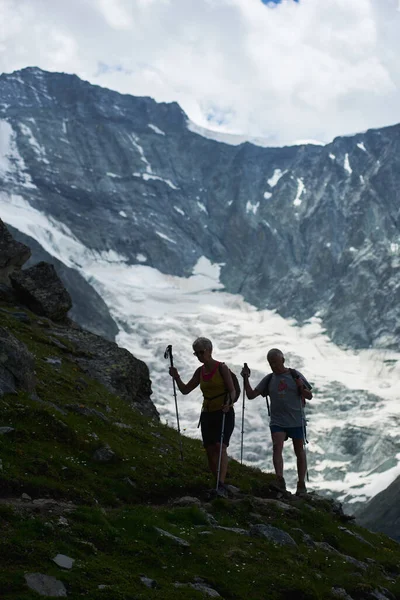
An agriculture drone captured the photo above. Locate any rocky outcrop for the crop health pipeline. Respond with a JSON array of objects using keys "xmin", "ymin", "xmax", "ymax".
[
  {"xmin": 0, "ymin": 326, "xmax": 36, "ymax": 395},
  {"xmin": 10, "ymin": 262, "xmax": 72, "ymax": 321},
  {"xmin": 49, "ymin": 323, "xmax": 158, "ymax": 420},
  {"xmin": 0, "ymin": 218, "xmax": 31, "ymax": 284},
  {"xmin": 0, "ymin": 225, "xmax": 157, "ymax": 419},
  {"xmin": 356, "ymin": 475, "xmax": 400, "ymax": 542},
  {"xmin": 7, "ymin": 225, "xmax": 118, "ymax": 342}
]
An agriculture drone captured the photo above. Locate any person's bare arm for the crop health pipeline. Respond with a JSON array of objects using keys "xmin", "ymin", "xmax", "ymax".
[
  {"xmin": 169, "ymin": 366, "xmax": 200, "ymax": 394},
  {"xmin": 241, "ymin": 365, "xmax": 262, "ymax": 400}
]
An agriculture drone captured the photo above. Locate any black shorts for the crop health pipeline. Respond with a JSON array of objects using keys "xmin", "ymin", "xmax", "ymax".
[{"xmin": 200, "ymin": 409, "xmax": 235, "ymax": 448}]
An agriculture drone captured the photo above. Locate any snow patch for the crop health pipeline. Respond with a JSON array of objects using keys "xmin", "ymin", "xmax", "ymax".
[
  {"xmin": 263, "ymin": 191, "xmax": 272, "ymax": 200},
  {"xmin": 357, "ymin": 142, "xmax": 367, "ymax": 152},
  {"xmin": 246, "ymin": 201, "xmax": 260, "ymax": 215},
  {"xmin": 293, "ymin": 178, "xmax": 305, "ymax": 207},
  {"xmin": 107, "ymin": 172, "xmax": 120, "ymax": 178},
  {"xmin": 19, "ymin": 122, "xmax": 50, "ymax": 164},
  {"xmin": 119, "ymin": 210, "xmax": 127, "ymax": 218},
  {"xmin": 155, "ymin": 231, "xmax": 177, "ymax": 244},
  {"xmin": 136, "ymin": 253, "xmax": 147, "ymax": 262},
  {"xmin": 174, "ymin": 206, "xmax": 185, "ymax": 216},
  {"xmin": 268, "ymin": 169, "xmax": 284, "ymax": 188},
  {"xmin": 344, "ymin": 154, "xmax": 352, "ymax": 175},
  {"xmin": 148, "ymin": 123, "xmax": 165, "ymax": 136},
  {"xmin": 197, "ymin": 202, "xmax": 208, "ymax": 214},
  {"xmin": 0, "ymin": 120, "xmax": 36, "ymax": 189},
  {"xmin": 329, "ymin": 153, "xmax": 336, "ymax": 160},
  {"xmin": 130, "ymin": 133, "xmax": 152, "ymax": 174},
  {"xmin": 133, "ymin": 172, "xmax": 179, "ymax": 190}
]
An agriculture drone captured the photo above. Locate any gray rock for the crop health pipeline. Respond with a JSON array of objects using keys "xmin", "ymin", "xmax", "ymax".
[
  {"xmin": 154, "ymin": 526, "xmax": 190, "ymax": 547},
  {"xmin": 52, "ymin": 554, "xmax": 75, "ymax": 570},
  {"xmin": 92, "ymin": 445, "xmax": 115, "ymax": 462},
  {"xmin": 314, "ymin": 542, "xmax": 341, "ymax": 554},
  {"xmin": 341, "ymin": 554, "xmax": 368, "ymax": 571},
  {"xmin": 253, "ymin": 497, "xmax": 300, "ymax": 512},
  {"xmin": 66, "ymin": 404, "xmax": 109, "ymax": 422},
  {"xmin": 174, "ymin": 582, "xmax": 220, "ymax": 597},
  {"xmin": 172, "ymin": 496, "xmax": 202, "ymax": 507},
  {"xmin": 140, "ymin": 576, "xmax": 157, "ymax": 588},
  {"xmin": 44, "ymin": 357, "xmax": 62, "ymax": 366},
  {"xmin": 123, "ymin": 477, "xmax": 136, "ymax": 487},
  {"xmin": 214, "ymin": 526, "xmax": 248, "ymax": 535},
  {"xmin": 25, "ymin": 573, "xmax": 67, "ymax": 597},
  {"xmin": 8, "ymin": 224, "xmax": 119, "ymax": 342},
  {"xmin": 249, "ymin": 524, "xmax": 297, "ymax": 546},
  {"xmin": 331, "ymin": 587, "xmax": 354, "ymax": 600},
  {"xmin": 30, "ymin": 394, "xmax": 68, "ymax": 416},
  {"xmin": 0, "ymin": 219, "xmax": 31, "ymax": 283},
  {"xmin": 292, "ymin": 528, "xmax": 315, "ymax": 547},
  {"xmin": 370, "ymin": 589, "xmax": 396, "ymax": 600},
  {"xmin": 0, "ymin": 427, "xmax": 14, "ymax": 434},
  {"xmin": 21, "ymin": 493, "xmax": 32, "ymax": 501},
  {"xmin": 0, "ymin": 327, "xmax": 36, "ymax": 396},
  {"xmin": 49, "ymin": 325, "xmax": 158, "ymax": 420},
  {"xmin": 10, "ymin": 261, "xmax": 72, "ymax": 321},
  {"xmin": 338, "ymin": 526, "xmax": 374, "ymax": 547}
]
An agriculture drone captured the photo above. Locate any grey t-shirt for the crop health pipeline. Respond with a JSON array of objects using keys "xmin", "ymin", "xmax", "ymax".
[{"xmin": 255, "ymin": 369, "xmax": 311, "ymax": 428}]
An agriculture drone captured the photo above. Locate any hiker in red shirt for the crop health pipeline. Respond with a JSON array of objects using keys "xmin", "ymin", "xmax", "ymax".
[{"xmin": 169, "ymin": 337, "xmax": 236, "ymax": 496}]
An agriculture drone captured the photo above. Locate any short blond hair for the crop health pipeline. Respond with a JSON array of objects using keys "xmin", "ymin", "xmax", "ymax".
[{"xmin": 192, "ymin": 337, "xmax": 213, "ymax": 352}]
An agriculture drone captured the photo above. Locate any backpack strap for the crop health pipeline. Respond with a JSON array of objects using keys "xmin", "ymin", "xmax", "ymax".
[{"xmin": 264, "ymin": 373, "xmax": 273, "ymax": 416}]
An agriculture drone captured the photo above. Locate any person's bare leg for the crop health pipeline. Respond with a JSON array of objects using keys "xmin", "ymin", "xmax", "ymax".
[
  {"xmin": 206, "ymin": 445, "xmax": 218, "ymax": 476},
  {"xmin": 293, "ymin": 438, "xmax": 307, "ymax": 483},
  {"xmin": 215, "ymin": 443, "xmax": 228, "ymax": 483},
  {"xmin": 271, "ymin": 431, "xmax": 286, "ymax": 477}
]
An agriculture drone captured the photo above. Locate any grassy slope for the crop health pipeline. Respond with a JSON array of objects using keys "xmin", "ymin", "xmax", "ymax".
[{"xmin": 0, "ymin": 300, "xmax": 399, "ymax": 600}]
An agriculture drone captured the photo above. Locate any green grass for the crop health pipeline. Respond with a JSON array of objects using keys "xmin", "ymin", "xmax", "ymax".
[{"xmin": 1, "ymin": 300, "xmax": 400, "ymax": 599}]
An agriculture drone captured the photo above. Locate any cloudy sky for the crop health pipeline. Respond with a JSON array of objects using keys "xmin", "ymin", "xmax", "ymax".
[{"xmin": 2, "ymin": 0, "xmax": 400, "ymax": 145}]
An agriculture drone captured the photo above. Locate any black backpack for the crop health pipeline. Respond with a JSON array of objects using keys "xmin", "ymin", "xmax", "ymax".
[{"xmin": 223, "ymin": 365, "xmax": 241, "ymax": 403}]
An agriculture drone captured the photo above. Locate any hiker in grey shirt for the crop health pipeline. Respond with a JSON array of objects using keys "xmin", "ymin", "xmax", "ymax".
[{"xmin": 241, "ymin": 348, "xmax": 312, "ymax": 495}]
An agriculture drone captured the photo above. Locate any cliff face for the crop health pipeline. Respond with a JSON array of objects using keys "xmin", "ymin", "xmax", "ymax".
[
  {"xmin": 0, "ymin": 66, "xmax": 399, "ymax": 350},
  {"xmin": 356, "ymin": 474, "xmax": 400, "ymax": 542}
]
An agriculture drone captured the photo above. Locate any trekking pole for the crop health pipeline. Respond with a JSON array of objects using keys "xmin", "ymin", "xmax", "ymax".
[
  {"xmin": 216, "ymin": 408, "xmax": 227, "ymax": 492},
  {"xmin": 164, "ymin": 345, "xmax": 184, "ymax": 462},
  {"xmin": 300, "ymin": 394, "xmax": 309, "ymax": 483},
  {"xmin": 240, "ymin": 363, "xmax": 248, "ymax": 464}
]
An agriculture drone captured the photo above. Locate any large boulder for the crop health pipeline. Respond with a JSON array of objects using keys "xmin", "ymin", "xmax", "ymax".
[
  {"xmin": 0, "ymin": 327, "xmax": 36, "ymax": 396},
  {"xmin": 10, "ymin": 262, "xmax": 72, "ymax": 321},
  {"xmin": 50, "ymin": 324, "xmax": 159, "ymax": 420},
  {"xmin": 0, "ymin": 219, "xmax": 31, "ymax": 284}
]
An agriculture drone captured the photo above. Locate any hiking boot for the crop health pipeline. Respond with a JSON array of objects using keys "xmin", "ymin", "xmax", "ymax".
[
  {"xmin": 272, "ymin": 476, "xmax": 286, "ymax": 492},
  {"xmin": 296, "ymin": 481, "xmax": 307, "ymax": 496},
  {"xmin": 216, "ymin": 482, "xmax": 229, "ymax": 498}
]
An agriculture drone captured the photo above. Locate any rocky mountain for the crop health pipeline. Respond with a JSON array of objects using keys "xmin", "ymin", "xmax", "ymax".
[
  {"xmin": 356, "ymin": 475, "xmax": 400, "ymax": 542},
  {"xmin": 0, "ymin": 67, "xmax": 399, "ymax": 350},
  {"xmin": 0, "ymin": 67, "xmax": 399, "ymax": 517},
  {"xmin": 0, "ymin": 221, "xmax": 399, "ymax": 600}
]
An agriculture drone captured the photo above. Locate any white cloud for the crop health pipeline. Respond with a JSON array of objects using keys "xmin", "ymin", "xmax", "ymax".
[{"xmin": 1, "ymin": 0, "xmax": 400, "ymax": 145}]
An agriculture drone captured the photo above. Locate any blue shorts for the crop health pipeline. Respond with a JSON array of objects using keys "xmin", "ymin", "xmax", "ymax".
[{"xmin": 270, "ymin": 425, "xmax": 305, "ymax": 440}]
